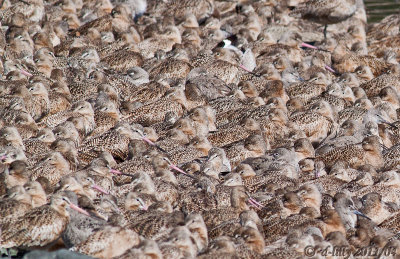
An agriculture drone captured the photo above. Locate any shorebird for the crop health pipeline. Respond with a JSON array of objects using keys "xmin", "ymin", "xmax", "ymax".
[
  {"xmin": 290, "ymin": 0, "xmax": 357, "ymax": 38},
  {"xmin": 0, "ymin": 185, "xmax": 32, "ymax": 224},
  {"xmin": 60, "ymin": 191, "xmax": 107, "ymax": 248},
  {"xmin": 136, "ymin": 26, "xmax": 182, "ymax": 59},
  {"xmin": 158, "ymin": 226, "xmax": 199, "ymax": 258},
  {"xmin": 184, "ymin": 213, "xmax": 208, "ymax": 252},
  {"xmin": 224, "ymin": 134, "xmax": 268, "ymax": 168},
  {"xmin": 78, "ymin": 123, "xmax": 151, "ymax": 162},
  {"xmin": 117, "ymin": 240, "xmax": 162, "ymax": 259},
  {"xmin": 262, "ymin": 207, "xmax": 322, "ymax": 245},
  {"xmin": 23, "ymin": 128, "xmax": 55, "ymax": 156},
  {"xmin": 30, "ymin": 151, "xmax": 71, "ymax": 186},
  {"xmin": 48, "ymin": 81, "xmax": 72, "ymax": 115},
  {"xmin": 359, "ymin": 192, "xmax": 395, "ymax": 225},
  {"xmin": 258, "ymin": 192, "xmax": 304, "ymax": 220},
  {"xmin": 88, "ymin": 100, "xmax": 120, "ymax": 138},
  {"xmin": 197, "ymin": 236, "xmax": 237, "ymax": 258},
  {"xmin": 355, "ymin": 170, "xmax": 400, "ymax": 205},
  {"xmin": 201, "ymin": 186, "xmax": 250, "ymax": 230},
  {"xmin": 208, "ymin": 117, "xmax": 262, "ymax": 147},
  {"xmin": 127, "ymin": 204, "xmax": 185, "ymax": 240},
  {"xmin": 24, "ymin": 181, "xmax": 47, "ymax": 207},
  {"xmin": 2, "ymin": 161, "xmax": 29, "ymax": 190},
  {"xmin": 101, "ymin": 50, "xmax": 144, "ymax": 73},
  {"xmin": 71, "ymin": 225, "xmax": 140, "ymax": 259},
  {"xmin": 38, "ymin": 100, "xmax": 95, "ymax": 130},
  {"xmin": 289, "ymin": 105, "xmax": 335, "ymax": 144},
  {"xmin": 0, "ymin": 0, "xmax": 45, "ymax": 24},
  {"xmin": 0, "ymin": 126, "xmax": 25, "ymax": 150},
  {"xmin": 316, "ymin": 136, "xmax": 383, "ymax": 170},
  {"xmin": 0, "ymin": 194, "xmax": 87, "ymax": 249},
  {"xmin": 123, "ymin": 88, "xmax": 188, "ymax": 126}
]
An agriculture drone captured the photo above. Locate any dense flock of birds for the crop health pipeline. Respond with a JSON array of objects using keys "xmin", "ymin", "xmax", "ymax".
[{"xmin": 3, "ymin": 0, "xmax": 400, "ymax": 258}]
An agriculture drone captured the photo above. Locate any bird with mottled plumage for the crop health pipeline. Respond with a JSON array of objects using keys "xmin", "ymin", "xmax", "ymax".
[
  {"xmin": 123, "ymin": 88, "xmax": 187, "ymax": 126},
  {"xmin": 334, "ymin": 53, "xmax": 391, "ymax": 77},
  {"xmin": 29, "ymin": 151, "xmax": 71, "ymax": 187},
  {"xmin": 60, "ymin": 191, "xmax": 107, "ymax": 248},
  {"xmin": 48, "ymin": 82, "xmax": 72, "ymax": 115},
  {"xmin": 201, "ymin": 187, "xmax": 250, "ymax": 231},
  {"xmin": 24, "ymin": 181, "xmax": 47, "ymax": 208},
  {"xmin": 360, "ymin": 73, "xmax": 400, "ymax": 97},
  {"xmin": 26, "ymin": 82, "xmax": 50, "ymax": 121},
  {"xmin": 70, "ymin": 5, "xmax": 130, "ymax": 36},
  {"xmin": 127, "ymin": 206, "xmax": 185, "ymax": 240},
  {"xmin": 71, "ymin": 225, "xmax": 140, "ymax": 259},
  {"xmin": 286, "ymin": 73, "xmax": 329, "ymax": 104},
  {"xmin": 101, "ymin": 49, "xmax": 144, "ymax": 73},
  {"xmin": 197, "ymin": 236, "xmax": 238, "ymax": 259},
  {"xmin": 148, "ymin": 58, "xmax": 192, "ymax": 81},
  {"xmin": 0, "ymin": 185, "xmax": 32, "ymax": 224},
  {"xmin": 23, "ymin": 128, "xmax": 55, "ymax": 157},
  {"xmin": 116, "ymin": 239, "xmax": 163, "ymax": 259},
  {"xmin": 2, "ymin": 161, "xmax": 29, "ymax": 192},
  {"xmin": 136, "ymin": 26, "xmax": 182, "ymax": 59},
  {"xmin": 355, "ymin": 171, "xmax": 400, "ymax": 205},
  {"xmin": 38, "ymin": 101, "xmax": 95, "ymax": 130},
  {"xmin": 208, "ymin": 118, "xmax": 262, "ymax": 147},
  {"xmin": 316, "ymin": 136, "xmax": 383, "ymax": 170},
  {"xmin": 87, "ymin": 100, "xmax": 120, "ymax": 138},
  {"xmin": 0, "ymin": 194, "xmax": 86, "ymax": 249},
  {"xmin": 165, "ymin": 0, "xmax": 214, "ymax": 21},
  {"xmin": 158, "ymin": 226, "xmax": 199, "ymax": 258},
  {"xmin": 191, "ymin": 50, "xmax": 241, "ymax": 84},
  {"xmin": 77, "ymin": 123, "xmax": 147, "ymax": 162},
  {"xmin": 0, "ymin": 0, "xmax": 44, "ymax": 25},
  {"xmin": 122, "ymin": 81, "xmax": 169, "ymax": 106},
  {"xmin": 290, "ymin": 0, "xmax": 356, "ymax": 37},
  {"xmin": 224, "ymin": 134, "xmax": 268, "ymax": 168},
  {"xmin": 359, "ymin": 192, "xmax": 396, "ymax": 225},
  {"xmin": 167, "ymin": 136, "xmax": 211, "ymax": 165},
  {"xmin": 289, "ymin": 107, "xmax": 335, "ymax": 144}
]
